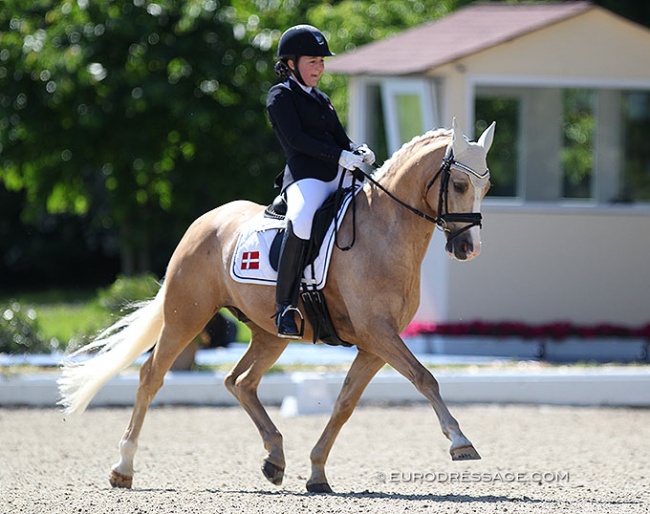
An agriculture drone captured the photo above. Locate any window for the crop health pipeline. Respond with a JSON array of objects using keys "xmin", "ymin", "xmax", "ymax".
[
  {"xmin": 366, "ymin": 84, "xmax": 389, "ymax": 164},
  {"xmin": 475, "ymin": 97, "xmax": 520, "ymax": 198},
  {"xmin": 351, "ymin": 77, "xmax": 438, "ymax": 164},
  {"xmin": 562, "ymin": 89, "xmax": 595, "ymax": 200},
  {"xmin": 395, "ymin": 94, "xmax": 425, "ymax": 145},
  {"xmin": 475, "ymin": 85, "xmax": 650, "ymax": 205},
  {"xmin": 381, "ymin": 79, "xmax": 437, "ymax": 153},
  {"xmin": 620, "ymin": 91, "xmax": 650, "ymax": 202}
]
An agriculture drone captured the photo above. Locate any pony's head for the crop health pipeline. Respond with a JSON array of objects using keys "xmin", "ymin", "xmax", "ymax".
[{"xmin": 431, "ymin": 118, "xmax": 495, "ymax": 261}]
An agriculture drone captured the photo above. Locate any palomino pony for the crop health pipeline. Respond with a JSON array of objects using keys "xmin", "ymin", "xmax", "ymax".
[{"xmin": 59, "ymin": 118, "xmax": 495, "ymax": 493}]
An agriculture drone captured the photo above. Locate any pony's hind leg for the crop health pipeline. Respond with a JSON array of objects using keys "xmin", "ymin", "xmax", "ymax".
[
  {"xmin": 307, "ymin": 349, "xmax": 385, "ymax": 493},
  {"xmin": 110, "ymin": 316, "xmax": 210, "ymax": 488},
  {"xmin": 109, "ymin": 351, "xmax": 157, "ymax": 488},
  {"xmin": 224, "ymin": 327, "xmax": 289, "ymax": 485}
]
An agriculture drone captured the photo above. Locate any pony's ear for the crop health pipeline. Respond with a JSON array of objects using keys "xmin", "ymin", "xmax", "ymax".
[
  {"xmin": 452, "ymin": 117, "xmax": 470, "ymax": 155},
  {"xmin": 477, "ymin": 121, "xmax": 496, "ymax": 153}
]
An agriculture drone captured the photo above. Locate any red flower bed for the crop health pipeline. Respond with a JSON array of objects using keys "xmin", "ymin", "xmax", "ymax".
[{"xmin": 403, "ymin": 321, "xmax": 650, "ymax": 341}]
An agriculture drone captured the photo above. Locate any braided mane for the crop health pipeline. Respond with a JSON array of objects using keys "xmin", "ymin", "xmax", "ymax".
[{"xmin": 372, "ymin": 128, "xmax": 452, "ymax": 181}]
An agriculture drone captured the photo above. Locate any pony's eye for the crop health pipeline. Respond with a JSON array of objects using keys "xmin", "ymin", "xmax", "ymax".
[{"xmin": 453, "ymin": 181, "xmax": 467, "ymax": 194}]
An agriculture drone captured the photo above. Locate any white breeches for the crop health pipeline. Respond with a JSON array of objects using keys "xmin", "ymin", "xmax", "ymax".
[{"xmin": 284, "ymin": 166, "xmax": 354, "ymax": 240}]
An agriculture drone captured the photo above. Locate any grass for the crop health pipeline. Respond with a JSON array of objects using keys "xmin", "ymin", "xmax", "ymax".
[
  {"xmin": 1, "ymin": 286, "xmax": 250, "ymax": 352},
  {"xmin": 37, "ymin": 301, "xmax": 112, "ymax": 348},
  {"xmin": 1, "ymin": 288, "xmax": 109, "ymax": 350}
]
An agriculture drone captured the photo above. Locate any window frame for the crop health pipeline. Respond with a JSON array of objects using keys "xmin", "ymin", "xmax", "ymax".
[
  {"xmin": 468, "ymin": 74, "xmax": 650, "ymax": 207},
  {"xmin": 348, "ymin": 76, "xmax": 439, "ymax": 155},
  {"xmin": 381, "ymin": 78, "xmax": 439, "ymax": 153}
]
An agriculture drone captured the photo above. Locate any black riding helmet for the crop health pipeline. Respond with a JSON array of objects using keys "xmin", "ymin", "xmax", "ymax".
[
  {"xmin": 278, "ymin": 24, "xmax": 334, "ymax": 58},
  {"xmin": 275, "ymin": 24, "xmax": 334, "ymax": 85}
]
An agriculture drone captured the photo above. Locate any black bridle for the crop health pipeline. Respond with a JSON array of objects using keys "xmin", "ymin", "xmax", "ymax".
[{"xmin": 358, "ymin": 148, "xmax": 489, "ymax": 243}]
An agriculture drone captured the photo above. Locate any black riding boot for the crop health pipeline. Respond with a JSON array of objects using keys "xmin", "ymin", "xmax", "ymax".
[{"xmin": 275, "ymin": 222, "xmax": 308, "ymax": 338}]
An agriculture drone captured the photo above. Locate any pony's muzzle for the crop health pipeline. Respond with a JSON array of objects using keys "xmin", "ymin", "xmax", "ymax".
[{"xmin": 446, "ymin": 230, "xmax": 481, "ymax": 261}]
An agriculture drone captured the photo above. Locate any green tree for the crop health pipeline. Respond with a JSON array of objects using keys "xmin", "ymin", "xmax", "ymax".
[{"xmin": 0, "ymin": 0, "xmax": 282, "ymax": 275}]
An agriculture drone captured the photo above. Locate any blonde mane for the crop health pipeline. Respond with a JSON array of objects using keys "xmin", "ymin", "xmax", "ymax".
[{"xmin": 372, "ymin": 127, "xmax": 452, "ymax": 181}]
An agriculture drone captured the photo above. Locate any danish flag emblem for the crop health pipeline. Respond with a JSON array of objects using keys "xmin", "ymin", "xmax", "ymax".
[{"xmin": 241, "ymin": 251, "xmax": 260, "ymax": 270}]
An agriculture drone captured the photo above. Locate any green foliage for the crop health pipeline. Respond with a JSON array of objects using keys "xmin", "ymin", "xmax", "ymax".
[
  {"xmin": 0, "ymin": 288, "xmax": 110, "ymax": 351},
  {"xmin": 0, "ymin": 274, "xmax": 255, "ymax": 355},
  {"xmin": 0, "ymin": 301, "xmax": 52, "ymax": 354},
  {"xmin": 562, "ymin": 89, "xmax": 595, "ymax": 199},
  {"xmin": 0, "ymin": 0, "xmax": 283, "ymax": 274},
  {"xmin": 619, "ymin": 91, "xmax": 650, "ymax": 202},
  {"xmin": 36, "ymin": 300, "xmax": 109, "ymax": 350},
  {"xmin": 97, "ymin": 273, "xmax": 160, "ymax": 314},
  {"xmin": 475, "ymin": 97, "xmax": 519, "ymax": 197}
]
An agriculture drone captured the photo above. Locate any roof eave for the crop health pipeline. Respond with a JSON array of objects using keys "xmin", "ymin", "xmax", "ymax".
[{"xmin": 328, "ymin": 2, "xmax": 597, "ymax": 77}]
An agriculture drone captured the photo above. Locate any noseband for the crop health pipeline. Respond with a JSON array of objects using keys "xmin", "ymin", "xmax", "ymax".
[
  {"xmin": 361, "ymin": 148, "xmax": 489, "ymax": 243},
  {"xmin": 425, "ymin": 150, "xmax": 488, "ymax": 241}
]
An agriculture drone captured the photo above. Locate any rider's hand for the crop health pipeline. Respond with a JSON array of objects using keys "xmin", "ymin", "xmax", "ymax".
[
  {"xmin": 338, "ymin": 150, "xmax": 364, "ymax": 170},
  {"xmin": 354, "ymin": 144, "xmax": 375, "ymax": 166}
]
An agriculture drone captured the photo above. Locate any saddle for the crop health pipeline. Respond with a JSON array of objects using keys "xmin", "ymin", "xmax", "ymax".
[
  {"xmin": 263, "ymin": 187, "xmax": 356, "ymax": 347},
  {"xmin": 264, "ymin": 188, "xmax": 351, "ymax": 271}
]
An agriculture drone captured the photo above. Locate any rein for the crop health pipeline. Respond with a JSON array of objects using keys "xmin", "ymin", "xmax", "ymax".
[{"xmin": 357, "ymin": 148, "xmax": 486, "ymax": 242}]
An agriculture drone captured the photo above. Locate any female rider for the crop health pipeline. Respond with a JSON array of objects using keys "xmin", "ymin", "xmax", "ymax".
[{"xmin": 266, "ymin": 24, "xmax": 375, "ymax": 338}]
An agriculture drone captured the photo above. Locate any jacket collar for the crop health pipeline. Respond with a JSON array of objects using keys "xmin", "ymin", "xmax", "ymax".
[{"xmin": 287, "ymin": 78, "xmax": 326, "ymax": 104}]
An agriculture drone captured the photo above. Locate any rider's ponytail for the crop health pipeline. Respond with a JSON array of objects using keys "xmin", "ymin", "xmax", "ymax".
[{"xmin": 274, "ymin": 59, "xmax": 292, "ymax": 80}]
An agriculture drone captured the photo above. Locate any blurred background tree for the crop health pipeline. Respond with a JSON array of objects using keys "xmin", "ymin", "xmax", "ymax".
[
  {"xmin": 1, "ymin": 0, "xmax": 283, "ymax": 280},
  {"xmin": 1, "ymin": 0, "xmax": 647, "ymax": 289}
]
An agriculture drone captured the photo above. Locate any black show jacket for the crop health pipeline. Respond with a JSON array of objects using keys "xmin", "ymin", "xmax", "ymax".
[{"xmin": 266, "ymin": 79, "xmax": 352, "ymax": 191}]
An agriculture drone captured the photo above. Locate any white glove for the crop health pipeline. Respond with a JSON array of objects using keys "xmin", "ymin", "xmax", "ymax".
[
  {"xmin": 338, "ymin": 150, "xmax": 363, "ymax": 170},
  {"xmin": 355, "ymin": 144, "xmax": 375, "ymax": 165}
]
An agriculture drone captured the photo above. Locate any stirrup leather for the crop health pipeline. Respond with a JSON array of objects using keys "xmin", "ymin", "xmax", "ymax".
[{"xmin": 277, "ymin": 305, "xmax": 305, "ymax": 338}]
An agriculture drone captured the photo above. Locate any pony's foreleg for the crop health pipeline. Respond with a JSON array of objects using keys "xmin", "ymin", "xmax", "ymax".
[
  {"xmin": 110, "ymin": 326, "xmax": 199, "ymax": 488},
  {"xmin": 224, "ymin": 328, "xmax": 289, "ymax": 486},
  {"xmin": 307, "ymin": 349, "xmax": 385, "ymax": 493},
  {"xmin": 362, "ymin": 335, "xmax": 480, "ymax": 461}
]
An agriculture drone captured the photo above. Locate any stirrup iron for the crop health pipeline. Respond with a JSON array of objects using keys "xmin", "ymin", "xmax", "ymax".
[{"xmin": 277, "ymin": 305, "xmax": 305, "ymax": 339}]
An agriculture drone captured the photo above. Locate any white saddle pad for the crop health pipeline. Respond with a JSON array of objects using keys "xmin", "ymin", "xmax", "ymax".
[{"xmin": 230, "ymin": 184, "xmax": 362, "ymax": 290}]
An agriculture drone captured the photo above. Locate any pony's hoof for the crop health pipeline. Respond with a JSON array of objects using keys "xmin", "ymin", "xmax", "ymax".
[
  {"xmin": 261, "ymin": 460, "xmax": 284, "ymax": 485},
  {"xmin": 306, "ymin": 482, "xmax": 333, "ymax": 494},
  {"xmin": 109, "ymin": 470, "xmax": 133, "ymax": 489},
  {"xmin": 450, "ymin": 444, "xmax": 481, "ymax": 461}
]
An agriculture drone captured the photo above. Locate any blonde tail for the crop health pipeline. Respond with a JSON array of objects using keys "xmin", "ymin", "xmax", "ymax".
[{"xmin": 58, "ymin": 284, "xmax": 165, "ymax": 416}]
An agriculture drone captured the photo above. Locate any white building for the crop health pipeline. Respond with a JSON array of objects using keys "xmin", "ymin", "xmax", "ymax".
[{"xmin": 328, "ymin": 2, "xmax": 650, "ymax": 329}]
